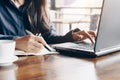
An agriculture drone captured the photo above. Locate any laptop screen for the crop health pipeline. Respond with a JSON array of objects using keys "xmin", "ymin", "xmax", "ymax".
[{"xmin": 95, "ymin": 0, "xmax": 120, "ymax": 53}]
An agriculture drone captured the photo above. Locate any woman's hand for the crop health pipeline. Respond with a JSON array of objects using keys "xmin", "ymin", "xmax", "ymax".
[
  {"xmin": 72, "ymin": 30, "xmax": 96, "ymax": 43},
  {"xmin": 15, "ymin": 35, "xmax": 45, "ymax": 53}
]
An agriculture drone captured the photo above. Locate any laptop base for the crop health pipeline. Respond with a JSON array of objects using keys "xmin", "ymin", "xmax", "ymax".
[{"xmin": 55, "ymin": 49, "xmax": 97, "ymax": 58}]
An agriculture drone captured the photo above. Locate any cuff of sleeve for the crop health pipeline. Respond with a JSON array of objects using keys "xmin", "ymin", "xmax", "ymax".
[
  {"xmin": 73, "ymin": 28, "xmax": 81, "ymax": 32},
  {"xmin": 0, "ymin": 35, "xmax": 19, "ymax": 40},
  {"xmin": 64, "ymin": 30, "xmax": 74, "ymax": 42},
  {"xmin": 64, "ymin": 28, "xmax": 81, "ymax": 42}
]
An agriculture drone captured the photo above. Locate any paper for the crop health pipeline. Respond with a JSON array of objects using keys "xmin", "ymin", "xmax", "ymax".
[{"xmin": 15, "ymin": 47, "xmax": 59, "ymax": 56}]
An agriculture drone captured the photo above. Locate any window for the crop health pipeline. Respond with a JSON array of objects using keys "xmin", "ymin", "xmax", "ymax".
[{"xmin": 49, "ymin": 0, "xmax": 103, "ymax": 35}]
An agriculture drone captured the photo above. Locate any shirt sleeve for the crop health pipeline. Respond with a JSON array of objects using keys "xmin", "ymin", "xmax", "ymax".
[
  {"xmin": 42, "ymin": 23, "xmax": 75, "ymax": 44},
  {"xmin": 0, "ymin": 34, "xmax": 18, "ymax": 40},
  {"xmin": 42, "ymin": 29, "xmax": 74, "ymax": 44}
]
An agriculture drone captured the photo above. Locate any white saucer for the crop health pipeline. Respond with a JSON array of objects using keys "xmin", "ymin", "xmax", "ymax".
[{"xmin": 0, "ymin": 56, "xmax": 18, "ymax": 66}]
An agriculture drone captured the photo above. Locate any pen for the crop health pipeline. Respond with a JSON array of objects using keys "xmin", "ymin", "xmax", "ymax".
[
  {"xmin": 37, "ymin": 33, "xmax": 56, "ymax": 52},
  {"xmin": 26, "ymin": 30, "xmax": 55, "ymax": 52},
  {"xmin": 26, "ymin": 30, "xmax": 34, "ymax": 35}
]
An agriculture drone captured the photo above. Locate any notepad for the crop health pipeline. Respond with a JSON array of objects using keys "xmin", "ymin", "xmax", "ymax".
[{"xmin": 15, "ymin": 47, "xmax": 59, "ymax": 56}]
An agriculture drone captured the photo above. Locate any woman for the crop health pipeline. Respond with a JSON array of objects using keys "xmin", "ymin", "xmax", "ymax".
[{"xmin": 0, "ymin": 0, "xmax": 95, "ymax": 53}]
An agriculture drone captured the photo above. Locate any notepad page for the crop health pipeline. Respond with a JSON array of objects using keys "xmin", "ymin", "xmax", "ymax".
[{"xmin": 15, "ymin": 47, "xmax": 59, "ymax": 56}]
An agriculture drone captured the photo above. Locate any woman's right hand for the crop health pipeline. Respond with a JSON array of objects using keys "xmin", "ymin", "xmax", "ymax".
[
  {"xmin": 15, "ymin": 35, "xmax": 44, "ymax": 53},
  {"xmin": 72, "ymin": 30, "xmax": 96, "ymax": 43}
]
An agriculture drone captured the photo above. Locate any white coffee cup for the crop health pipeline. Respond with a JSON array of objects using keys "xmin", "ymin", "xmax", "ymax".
[
  {"xmin": 0, "ymin": 64, "xmax": 18, "ymax": 80},
  {"xmin": 0, "ymin": 40, "xmax": 16, "ymax": 61}
]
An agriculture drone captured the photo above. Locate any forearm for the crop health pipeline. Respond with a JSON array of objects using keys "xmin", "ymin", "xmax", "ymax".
[
  {"xmin": 42, "ymin": 30, "xmax": 74, "ymax": 44},
  {"xmin": 42, "ymin": 24, "xmax": 80, "ymax": 44}
]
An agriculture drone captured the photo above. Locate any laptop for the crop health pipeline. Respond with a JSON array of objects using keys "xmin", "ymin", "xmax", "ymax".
[{"xmin": 52, "ymin": 0, "xmax": 120, "ymax": 57}]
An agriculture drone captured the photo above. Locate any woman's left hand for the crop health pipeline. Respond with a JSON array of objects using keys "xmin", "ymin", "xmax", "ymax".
[{"xmin": 72, "ymin": 30, "xmax": 96, "ymax": 43}]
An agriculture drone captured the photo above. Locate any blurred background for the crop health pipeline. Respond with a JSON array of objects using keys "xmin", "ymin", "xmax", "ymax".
[{"xmin": 48, "ymin": 0, "xmax": 103, "ymax": 35}]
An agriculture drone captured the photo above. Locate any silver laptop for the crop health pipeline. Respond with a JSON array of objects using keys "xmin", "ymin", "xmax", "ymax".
[{"xmin": 52, "ymin": 0, "xmax": 120, "ymax": 57}]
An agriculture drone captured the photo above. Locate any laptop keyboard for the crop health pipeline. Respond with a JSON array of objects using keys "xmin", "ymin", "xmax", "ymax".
[{"xmin": 69, "ymin": 41, "xmax": 94, "ymax": 50}]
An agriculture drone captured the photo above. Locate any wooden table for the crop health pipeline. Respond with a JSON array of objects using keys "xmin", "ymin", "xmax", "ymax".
[{"xmin": 0, "ymin": 52, "xmax": 120, "ymax": 80}]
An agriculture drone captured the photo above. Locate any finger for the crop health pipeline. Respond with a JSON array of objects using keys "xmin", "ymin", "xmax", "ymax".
[
  {"xmin": 36, "ymin": 33, "xmax": 39, "ymax": 36},
  {"xmin": 27, "ymin": 48, "xmax": 39, "ymax": 53},
  {"xmin": 88, "ymin": 31, "xmax": 96, "ymax": 38},
  {"xmin": 73, "ymin": 30, "xmax": 95, "ymax": 43},
  {"xmin": 76, "ymin": 30, "xmax": 96, "ymax": 38},
  {"xmin": 75, "ymin": 30, "xmax": 88, "ymax": 35},
  {"xmin": 83, "ymin": 31, "xmax": 95, "ymax": 44},
  {"xmin": 26, "ymin": 44, "xmax": 44, "ymax": 53},
  {"xmin": 32, "ymin": 40, "xmax": 43, "ymax": 48},
  {"xmin": 35, "ymin": 36, "xmax": 46, "ymax": 45},
  {"xmin": 73, "ymin": 31, "xmax": 91, "ymax": 41},
  {"xmin": 40, "ymin": 36, "xmax": 47, "ymax": 45},
  {"xmin": 80, "ymin": 36, "xmax": 87, "ymax": 41},
  {"xmin": 73, "ymin": 33, "xmax": 82, "ymax": 41},
  {"xmin": 32, "ymin": 44, "xmax": 44, "ymax": 53}
]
